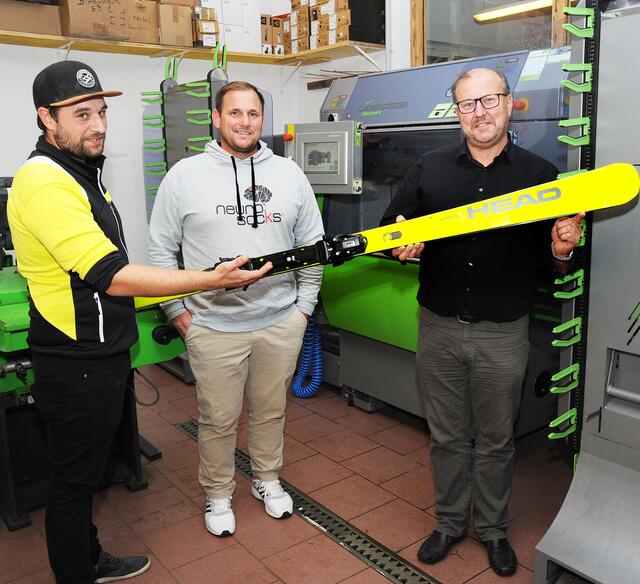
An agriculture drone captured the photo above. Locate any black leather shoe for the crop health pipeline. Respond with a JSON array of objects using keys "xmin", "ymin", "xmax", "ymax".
[
  {"xmin": 484, "ymin": 538, "xmax": 517, "ymax": 576},
  {"xmin": 417, "ymin": 530, "xmax": 466, "ymax": 564}
]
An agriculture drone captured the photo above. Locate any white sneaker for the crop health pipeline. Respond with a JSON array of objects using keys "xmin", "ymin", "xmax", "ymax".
[
  {"xmin": 251, "ymin": 478, "xmax": 293, "ymax": 519},
  {"xmin": 204, "ymin": 497, "xmax": 235, "ymax": 536}
]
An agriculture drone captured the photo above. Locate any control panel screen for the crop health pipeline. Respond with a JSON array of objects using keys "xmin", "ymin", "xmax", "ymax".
[{"xmin": 303, "ymin": 141, "xmax": 340, "ymax": 174}]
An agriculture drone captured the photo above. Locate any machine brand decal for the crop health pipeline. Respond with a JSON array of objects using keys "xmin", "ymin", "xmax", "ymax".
[
  {"xmin": 382, "ymin": 230, "xmax": 402, "ymax": 241},
  {"xmin": 359, "ymin": 99, "xmax": 408, "ymax": 118},
  {"xmin": 466, "ymin": 187, "xmax": 561, "ymax": 219}
]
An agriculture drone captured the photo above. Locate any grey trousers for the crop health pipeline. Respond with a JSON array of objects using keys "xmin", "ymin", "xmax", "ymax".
[{"xmin": 417, "ymin": 308, "xmax": 529, "ymax": 541}]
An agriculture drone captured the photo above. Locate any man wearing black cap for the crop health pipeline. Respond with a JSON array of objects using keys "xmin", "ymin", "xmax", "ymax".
[{"xmin": 8, "ymin": 61, "xmax": 271, "ymax": 584}]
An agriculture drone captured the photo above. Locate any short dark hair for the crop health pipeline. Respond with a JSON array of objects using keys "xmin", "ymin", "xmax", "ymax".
[
  {"xmin": 37, "ymin": 106, "xmax": 58, "ymax": 135},
  {"xmin": 451, "ymin": 68, "xmax": 510, "ymax": 103},
  {"xmin": 215, "ymin": 81, "xmax": 264, "ymax": 113}
]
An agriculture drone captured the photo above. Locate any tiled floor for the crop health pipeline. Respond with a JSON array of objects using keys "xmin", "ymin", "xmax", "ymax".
[{"xmin": 1, "ymin": 364, "xmax": 573, "ymax": 584}]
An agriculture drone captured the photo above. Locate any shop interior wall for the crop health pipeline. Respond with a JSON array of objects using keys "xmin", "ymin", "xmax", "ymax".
[{"xmin": 0, "ymin": 0, "xmax": 409, "ymax": 262}]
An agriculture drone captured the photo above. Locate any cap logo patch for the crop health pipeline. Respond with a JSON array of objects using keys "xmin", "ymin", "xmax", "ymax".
[{"xmin": 76, "ymin": 69, "xmax": 96, "ymax": 88}]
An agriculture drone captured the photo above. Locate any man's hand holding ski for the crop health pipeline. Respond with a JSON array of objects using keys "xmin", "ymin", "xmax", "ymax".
[{"xmin": 391, "ymin": 215, "xmax": 425, "ymax": 262}]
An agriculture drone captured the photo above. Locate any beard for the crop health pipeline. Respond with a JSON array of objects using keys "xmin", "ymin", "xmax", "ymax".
[{"xmin": 54, "ymin": 126, "xmax": 105, "ymax": 160}]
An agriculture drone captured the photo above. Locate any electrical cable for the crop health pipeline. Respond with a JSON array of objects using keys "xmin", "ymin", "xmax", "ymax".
[
  {"xmin": 291, "ymin": 314, "xmax": 324, "ymax": 398},
  {"xmin": 132, "ymin": 368, "xmax": 161, "ymax": 406}
]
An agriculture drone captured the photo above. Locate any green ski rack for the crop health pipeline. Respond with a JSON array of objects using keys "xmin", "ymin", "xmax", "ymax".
[
  {"xmin": 550, "ymin": 362, "xmax": 581, "ymax": 395},
  {"xmin": 554, "ymin": 269, "xmax": 585, "ymax": 300}
]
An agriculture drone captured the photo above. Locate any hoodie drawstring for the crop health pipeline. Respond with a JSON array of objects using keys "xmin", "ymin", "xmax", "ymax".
[
  {"xmin": 230, "ymin": 155, "xmax": 243, "ymax": 223},
  {"xmin": 250, "ymin": 156, "xmax": 258, "ymax": 229},
  {"xmin": 230, "ymin": 154, "xmax": 259, "ymax": 228}
]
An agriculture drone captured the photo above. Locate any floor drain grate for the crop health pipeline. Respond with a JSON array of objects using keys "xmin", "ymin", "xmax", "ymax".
[{"xmin": 176, "ymin": 419, "xmax": 441, "ymax": 584}]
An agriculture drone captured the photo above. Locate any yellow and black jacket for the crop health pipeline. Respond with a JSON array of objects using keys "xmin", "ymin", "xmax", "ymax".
[{"xmin": 8, "ymin": 137, "xmax": 138, "ymax": 358}]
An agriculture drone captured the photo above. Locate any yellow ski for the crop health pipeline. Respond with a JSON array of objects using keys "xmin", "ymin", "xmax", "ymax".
[{"xmin": 135, "ymin": 163, "xmax": 639, "ymax": 311}]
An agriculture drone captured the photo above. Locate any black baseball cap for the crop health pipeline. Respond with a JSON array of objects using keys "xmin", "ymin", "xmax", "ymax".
[{"xmin": 33, "ymin": 61, "xmax": 122, "ymax": 109}]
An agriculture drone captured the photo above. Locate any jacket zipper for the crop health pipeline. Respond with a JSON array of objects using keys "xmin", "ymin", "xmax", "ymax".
[
  {"xmin": 94, "ymin": 292, "xmax": 105, "ymax": 343},
  {"xmin": 96, "ymin": 167, "xmax": 129, "ymax": 260}
]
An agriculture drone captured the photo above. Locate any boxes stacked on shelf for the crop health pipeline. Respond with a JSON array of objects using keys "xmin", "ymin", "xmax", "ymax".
[
  {"xmin": 193, "ymin": 5, "xmax": 219, "ymax": 47},
  {"xmin": 158, "ymin": 0, "xmax": 194, "ymax": 46},
  {"xmin": 290, "ymin": 0, "xmax": 384, "ymax": 54},
  {"xmin": 0, "ymin": 0, "xmax": 62, "ymax": 35},
  {"xmin": 128, "ymin": 0, "xmax": 158, "ymax": 44},
  {"xmin": 59, "ymin": 0, "xmax": 128, "ymax": 39},
  {"xmin": 281, "ymin": 15, "xmax": 292, "ymax": 54},
  {"xmin": 290, "ymin": 4, "xmax": 310, "ymax": 53}
]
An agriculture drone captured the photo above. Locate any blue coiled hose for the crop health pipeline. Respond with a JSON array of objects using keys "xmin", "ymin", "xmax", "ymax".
[{"xmin": 291, "ymin": 314, "xmax": 323, "ymax": 398}]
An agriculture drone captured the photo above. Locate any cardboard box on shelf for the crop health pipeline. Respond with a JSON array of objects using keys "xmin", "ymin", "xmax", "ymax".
[
  {"xmin": 272, "ymin": 17, "xmax": 284, "ymax": 55},
  {"xmin": 290, "ymin": 6, "xmax": 309, "ymax": 26},
  {"xmin": 158, "ymin": 4, "xmax": 192, "ymax": 46},
  {"xmin": 59, "ymin": 0, "xmax": 128, "ymax": 39},
  {"xmin": 290, "ymin": 23, "xmax": 309, "ymax": 40},
  {"xmin": 291, "ymin": 35, "xmax": 309, "ymax": 53},
  {"xmin": 194, "ymin": 33, "xmax": 216, "ymax": 47},
  {"xmin": 158, "ymin": 0, "xmax": 195, "ymax": 6},
  {"xmin": 0, "ymin": 0, "xmax": 62, "ymax": 35},
  {"xmin": 322, "ymin": 0, "xmax": 384, "ymax": 16},
  {"xmin": 309, "ymin": 0, "xmax": 329, "ymax": 6},
  {"xmin": 194, "ymin": 19, "xmax": 219, "ymax": 36},
  {"xmin": 317, "ymin": 9, "xmax": 350, "ymax": 31},
  {"xmin": 127, "ymin": 0, "xmax": 157, "ymax": 44},
  {"xmin": 260, "ymin": 14, "xmax": 272, "ymax": 44},
  {"xmin": 194, "ymin": 6, "xmax": 216, "ymax": 20}
]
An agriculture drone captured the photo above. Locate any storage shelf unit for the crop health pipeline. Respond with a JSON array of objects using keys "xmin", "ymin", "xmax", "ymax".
[{"xmin": 0, "ymin": 30, "xmax": 384, "ymax": 66}]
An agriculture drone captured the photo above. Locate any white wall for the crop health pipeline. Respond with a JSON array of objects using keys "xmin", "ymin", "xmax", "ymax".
[
  {"xmin": 0, "ymin": 0, "xmax": 410, "ymax": 261},
  {"xmin": 0, "ymin": 44, "xmax": 294, "ymax": 262},
  {"xmin": 261, "ymin": 0, "xmax": 291, "ymax": 16}
]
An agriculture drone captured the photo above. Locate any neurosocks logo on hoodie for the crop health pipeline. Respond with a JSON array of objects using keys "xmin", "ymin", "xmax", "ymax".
[{"xmin": 215, "ymin": 184, "xmax": 282, "ymax": 227}]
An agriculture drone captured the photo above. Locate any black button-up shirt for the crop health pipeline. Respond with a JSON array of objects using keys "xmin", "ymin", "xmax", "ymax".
[{"xmin": 380, "ymin": 139, "xmax": 559, "ymax": 322}]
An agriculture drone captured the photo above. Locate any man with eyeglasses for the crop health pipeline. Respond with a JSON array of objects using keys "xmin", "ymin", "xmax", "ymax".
[{"xmin": 380, "ymin": 67, "xmax": 583, "ymax": 576}]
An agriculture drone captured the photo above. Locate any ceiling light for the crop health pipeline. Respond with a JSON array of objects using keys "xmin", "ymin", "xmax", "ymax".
[{"xmin": 473, "ymin": 0, "xmax": 553, "ymax": 23}]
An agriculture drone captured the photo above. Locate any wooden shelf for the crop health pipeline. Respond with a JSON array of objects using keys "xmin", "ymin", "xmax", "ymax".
[
  {"xmin": 0, "ymin": 30, "xmax": 384, "ymax": 67},
  {"xmin": 0, "ymin": 30, "xmax": 284, "ymax": 64},
  {"xmin": 282, "ymin": 41, "xmax": 385, "ymax": 65}
]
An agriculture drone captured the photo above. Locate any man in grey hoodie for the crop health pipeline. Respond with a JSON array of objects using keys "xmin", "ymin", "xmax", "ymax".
[{"xmin": 147, "ymin": 81, "xmax": 324, "ymax": 537}]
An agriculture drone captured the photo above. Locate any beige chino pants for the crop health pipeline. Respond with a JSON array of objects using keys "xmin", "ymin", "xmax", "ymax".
[{"xmin": 185, "ymin": 309, "xmax": 308, "ymax": 499}]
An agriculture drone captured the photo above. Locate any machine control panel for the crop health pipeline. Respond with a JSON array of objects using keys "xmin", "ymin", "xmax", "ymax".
[{"xmin": 284, "ymin": 120, "xmax": 363, "ymax": 195}]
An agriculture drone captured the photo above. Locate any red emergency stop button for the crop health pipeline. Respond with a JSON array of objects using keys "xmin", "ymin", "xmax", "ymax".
[
  {"xmin": 514, "ymin": 98, "xmax": 529, "ymax": 112},
  {"xmin": 283, "ymin": 133, "xmax": 294, "ymax": 141}
]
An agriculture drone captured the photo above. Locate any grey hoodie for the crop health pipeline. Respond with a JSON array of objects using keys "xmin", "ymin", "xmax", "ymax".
[{"xmin": 147, "ymin": 140, "xmax": 324, "ymax": 332}]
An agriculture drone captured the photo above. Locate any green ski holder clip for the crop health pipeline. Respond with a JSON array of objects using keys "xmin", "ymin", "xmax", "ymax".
[
  {"xmin": 143, "ymin": 138, "xmax": 166, "ymax": 152},
  {"xmin": 142, "ymin": 115, "xmax": 164, "ymax": 129},
  {"xmin": 550, "ymin": 363, "xmax": 580, "ymax": 395},
  {"xmin": 164, "ymin": 56, "xmax": 181, "ymax": 82},
  {"xmin": 554, "ymin": 268, "xmax": 584, "ymax": 300},
  {"xmin": 213, "ymin": 42, "xmax": 228, "ymax": 71},
  {"xmin": 558, "ymin": 117, "xmax": 590, "ymax": 147},
  {"xmin": 186, "ymin": 109, "xmax": 212, "ymax": 125},
  {"xmin": 548, "ymin": 407, "xmax": 577, "ymax": 440},
  {"xmin": 561, "ymin": 64, "xmax": 592, "ymax": 93},
  {"xmin": 184, "ymin": 82, "xmax": 211, "ymax": 98},
  {"xmin": 144, "ymin": 162, "xmax": 167, "ymax": 176},
  {"xmin": 140, "ymin": 91, "xmax": 163, "ymax": 105},
  {"xmin": 562, "ymin": 7, "xmax": 595, "ymax": 39},
  {"xmin": 552, "ymin": 317, "xmax": 582, "ymax": 347},
  {"xmin": 187, "ymin": 136, "xmax": 213, "ymax": 152},
  {"xmin": 145, "ymin": 186, "xmax": 159, "ymax": 197}
]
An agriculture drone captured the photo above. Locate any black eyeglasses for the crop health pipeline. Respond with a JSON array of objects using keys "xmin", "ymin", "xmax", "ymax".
[{"xmin": 455, "ymin": 93, "xmax": 508, "ymax": 115}]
